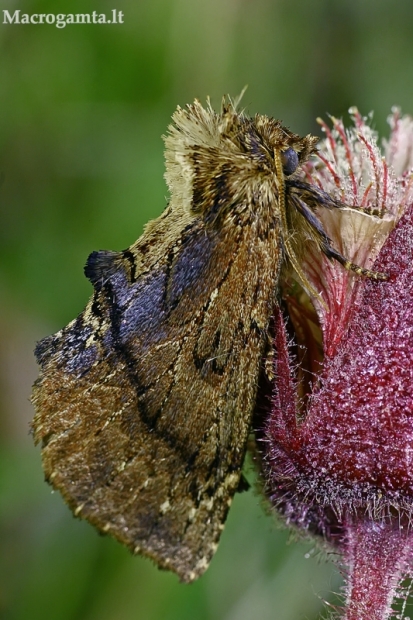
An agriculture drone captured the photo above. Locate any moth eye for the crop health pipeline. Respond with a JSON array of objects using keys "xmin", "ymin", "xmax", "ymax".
[{"xmin": 281, "ymin": 148, "xmax": 299, "ymax": 176}]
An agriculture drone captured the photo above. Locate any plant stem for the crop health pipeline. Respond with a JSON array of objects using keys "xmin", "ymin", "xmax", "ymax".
[{"xmin": 344, "ymin": 517, "xmax": 412, "ymax": 620}]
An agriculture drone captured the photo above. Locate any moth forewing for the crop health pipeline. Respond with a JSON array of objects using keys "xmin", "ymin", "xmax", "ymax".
[{"xmin": 32, "ymin": 97, "xmax": 384, "ymax": 582}]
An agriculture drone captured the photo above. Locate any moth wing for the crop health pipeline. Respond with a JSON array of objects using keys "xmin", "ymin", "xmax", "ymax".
[{"xmin": 32, "ymin": 216, "xmax": 273, "ymax": 582}]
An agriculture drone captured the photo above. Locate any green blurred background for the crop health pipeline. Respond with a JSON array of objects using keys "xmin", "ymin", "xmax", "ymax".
[{"xmin": 1, "ymin": 1, "xmax": 413, "ymax": 618}]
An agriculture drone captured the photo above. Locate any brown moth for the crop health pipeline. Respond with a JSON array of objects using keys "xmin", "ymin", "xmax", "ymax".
[{"xmin": 31, "ymin": 97, "xmax": 386, "ymax": 583}]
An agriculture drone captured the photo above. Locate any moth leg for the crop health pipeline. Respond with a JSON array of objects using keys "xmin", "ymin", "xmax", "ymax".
[
  {"xmin": 287, "ymin": 179, "xmax": 386, "ymax": 218},
  {"xmin": 291, "ymin": 195, "xmax": 388, "ymax": 281},
  {"xmin": 324, "ymin": 246, "xmax": 388, "ymax": 280}
]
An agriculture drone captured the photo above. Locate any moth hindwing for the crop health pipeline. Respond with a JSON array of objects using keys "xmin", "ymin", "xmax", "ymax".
[{"xmin": 31, "ymin": 97, "xmax": 382, "ymax": 582}]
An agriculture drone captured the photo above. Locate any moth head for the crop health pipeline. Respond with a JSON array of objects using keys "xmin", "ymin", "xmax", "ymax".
[
  {"xmin": 163, "ymin": 98, "xmax": 318, "ymax": 223},
  {"xmin": 280, "ymin": 148, "xmax": 299, "ymax": 176},
  {"xmin": 242, "ymin": 113, "xmax": 319, "ymax": 175}
]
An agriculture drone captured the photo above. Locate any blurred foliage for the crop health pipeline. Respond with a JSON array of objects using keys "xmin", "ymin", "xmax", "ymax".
[{"xmin": 1, "ymin": 0, "xmax": 413, "ymax": 618}]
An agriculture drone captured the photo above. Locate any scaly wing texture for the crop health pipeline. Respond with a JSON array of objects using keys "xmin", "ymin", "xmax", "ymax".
[{"xmin": 32, "ymin": 207, "xmax": 281, "ymax": 582}]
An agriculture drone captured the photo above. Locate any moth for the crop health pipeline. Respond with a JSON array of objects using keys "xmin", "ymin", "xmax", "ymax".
[{"xmin": 32, "ymin": 96, "xmax": 386, "ymax": 582}]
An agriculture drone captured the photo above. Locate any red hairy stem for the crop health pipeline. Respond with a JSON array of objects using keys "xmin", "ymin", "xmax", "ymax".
[
  {"xmin": 344, "ymin": 518, "xmax": 412, "ymax": 620},
  {"xmin": 262, "ymin": 109, "xmax": 413, "ymax": 619}
]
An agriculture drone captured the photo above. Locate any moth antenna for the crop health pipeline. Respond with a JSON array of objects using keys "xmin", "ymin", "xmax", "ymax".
[{"xmin": 274, "ymin": 148, "xmax": 324, "ymax": 302}]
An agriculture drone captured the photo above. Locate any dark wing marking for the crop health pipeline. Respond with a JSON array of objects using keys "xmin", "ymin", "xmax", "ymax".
[{"xmin": 32, "ymin": 218, "xmax": 280, "ymax": 581}]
